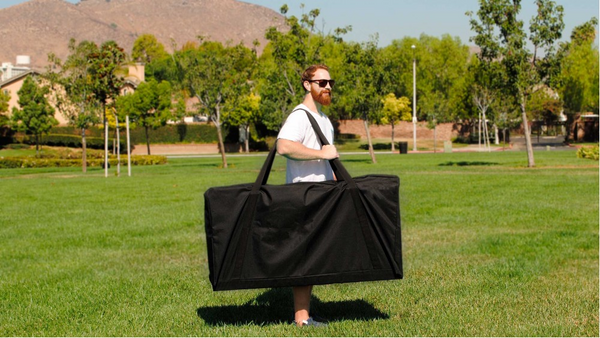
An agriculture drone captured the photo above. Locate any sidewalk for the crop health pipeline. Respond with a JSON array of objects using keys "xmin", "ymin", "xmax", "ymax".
[{"xmin": 159, "ymin": 136, "xmax": 574, "ymax": 158}]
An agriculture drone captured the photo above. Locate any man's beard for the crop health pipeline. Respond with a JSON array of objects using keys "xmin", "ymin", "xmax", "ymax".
[{"xmin": 311, "ymin": 87, "xmax": 332, "ymax": 106}]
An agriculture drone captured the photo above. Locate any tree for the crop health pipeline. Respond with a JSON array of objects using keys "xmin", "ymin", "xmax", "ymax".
[
  {"xmin": 557, "ymin": 18, "xmax": 599, "ymax": 141},
  {"xmin": 380, "ymin": 93, "xmax": 411, "ymax": 152},
  {"xmin": 472, "ymin": 84, "xmax": 495, "ymax": 151},
  {"xmin": 11, "ymin": 76, "xmax": 58, "ymax": 155},
  {"xmin": 416, "ymin": 34, "xmax": 471, "ymax": 123},
  {"xmin": 116, "ymin": 79, "xmax": 173, "ymax": 155},
  {"xmin": 335, "ymin": 38, "xmax": 382, "ymax": 163},
  {"xmin": 493, "ymin": 92, "xmax": 521, "ymax": 148},
  {"xmin": 131, "ymin": 34, "xmax": 168, "ymax": 64},
  {"xmin": 87, "ymin": 40, "xmax": 126, "ymax": 176},
  {"xmin": 468, "ymin": 0, "xmax": 565, "ymax": 167},
  {"xmin": 378, "ymin": 34, "xmax": 472, "ymax": 151},
  {"xmin": 224, "ymin": 92, "xmax": 261, "ymax": 153},
  {"xmin": 421, "ymin": 91, "xmax": 449, "ymax": 153},
  {"xmin": 177, "ymin": 41, "xmax": 256, "ymax": 168},
  {"xmin": 258, "ymin": 5, "xmax": 328, "ymax": 131},
  {"xmin": 257, "ymin": 4, "xmax": 350, "ymax": 132},
  {"xmin": 46, "ymin": 39, "xmax": 101, "ymax": 173},
  {"xmin": 0, "ymin": 89, "xmax": 10, "ymax": 126}
]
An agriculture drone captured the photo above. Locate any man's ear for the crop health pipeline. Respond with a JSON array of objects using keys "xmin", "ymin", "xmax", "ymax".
[{"xmin": 302, "ymin": 81, "xmax": 309, "ymax": 92}]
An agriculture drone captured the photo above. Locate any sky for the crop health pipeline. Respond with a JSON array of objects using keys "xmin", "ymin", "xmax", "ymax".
[{"xmin": 1, "ymin": 0, "xmax": 598, "ymax": 47}]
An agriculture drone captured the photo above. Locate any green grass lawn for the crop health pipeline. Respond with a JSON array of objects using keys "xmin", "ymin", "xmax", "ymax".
[{"xmin": 0, "ymin": 150, "xmax": 598, "ymax": 336}]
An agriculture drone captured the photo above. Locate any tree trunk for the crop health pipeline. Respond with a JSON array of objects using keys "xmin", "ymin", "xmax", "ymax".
[
  {"xmin": 433, "ymin": 124, "xmax": 437, "ymax": 153},
  {"xmin": 216, "ymin": 124, "xmax": 228, "ymax": 168},
  {"xmin": 494, "ymin": 124, "xmax": 499, "ymax": 145},
  {"xmin": 145, "ymin": 126, "xmax": 151, "ymax": 155},
  {"xmin": 363, "ymin": 118, "xmax": 377, "ymax": 164},
  {"xmin": 115, "ymin": 116, "xmax": 120, "ymax": 177},
  {"xmin": 35, "ymin": 134, "xmax": 40, "ymax": 156},
  {"xmin": 391, "ymin": 121, "xmax": 396, "ymax": 152},
  {"xmin": 482, "ymin": 109, "xmax": 491, "ymax": 152},
  {"xmin": 103, "ymin": 103, "xmax": 108, "ymax": 178},
  {"xmin": 520, "ymin": 98, "xmax": 535, "ymax": 167},
  {"xmin": 244, "ymin": 125, "xmax": 250, "ymax": 153},
  {"xmin": 81, "ymin": 127, "xmax": 87, "ymax": 173}
]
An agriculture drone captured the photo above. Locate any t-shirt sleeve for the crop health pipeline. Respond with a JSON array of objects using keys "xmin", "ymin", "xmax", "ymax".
[{"xmin": 277, "ymin": 110, "xmax": 308, "ymax": 143}]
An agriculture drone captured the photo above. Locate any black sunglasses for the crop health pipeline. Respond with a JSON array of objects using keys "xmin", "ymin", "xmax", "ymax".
[{"xmin": 308, "ymin": 79, "xmax": 335, "ymax": 88}]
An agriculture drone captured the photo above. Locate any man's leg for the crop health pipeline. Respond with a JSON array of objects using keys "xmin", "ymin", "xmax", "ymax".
[{"xmin": 293, "ymin": 285, "xmax": 313, "ymax": 325}]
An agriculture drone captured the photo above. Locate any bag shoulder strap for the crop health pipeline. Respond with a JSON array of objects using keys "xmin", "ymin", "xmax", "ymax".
[{"xmin": 293, "ymin": 108, "xmax": 354, "ymax": 184}]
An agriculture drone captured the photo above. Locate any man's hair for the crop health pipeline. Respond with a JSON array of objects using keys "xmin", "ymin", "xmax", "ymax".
[{"xmin": 301, "ymin": 64, "xmax": 329, "ymax": 88}]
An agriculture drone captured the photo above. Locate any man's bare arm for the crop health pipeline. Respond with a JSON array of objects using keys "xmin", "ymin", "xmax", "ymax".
[{"xmin": 276, "ymin": 139, "xmax": 339, "ymax": 161}]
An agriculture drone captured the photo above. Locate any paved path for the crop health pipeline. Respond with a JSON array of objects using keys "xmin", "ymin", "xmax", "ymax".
[{"xmin": 163, "ymin": 136, "xmax": 575, "ymax": 159}]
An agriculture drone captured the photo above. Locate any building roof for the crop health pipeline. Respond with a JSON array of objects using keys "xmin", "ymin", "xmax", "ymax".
[{"xmin": 0, "ymin": 69, "xmax": 39, "ymax": 88}]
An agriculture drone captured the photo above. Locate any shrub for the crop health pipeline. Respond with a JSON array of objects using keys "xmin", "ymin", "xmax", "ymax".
[
  {"xmin": 576, "ymin": 145, "xmax": 599, "ymax": 160},
  {"xmin": 48, "ymin": 123, "xmax": 226, "ymax": 144},
  {"xmin": 17, "ymin": 134, "xmax": 128, "ymax": 153},
  {"xmin": 452, "ymin": 135, "xmax": 470, "ymax": 144},
  {"xmin": 4, "ymin": 143, "xmax": 30, "ymax": 150},
  {"xmin": 338, "ymin": 133, "xmax": 361, "ymax": 140},
  {"xmin": 0, "ymin": 155, "xmax": 167, "ymax": 169}
]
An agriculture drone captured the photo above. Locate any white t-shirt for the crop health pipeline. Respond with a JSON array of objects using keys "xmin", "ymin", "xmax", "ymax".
[{"xmin": 277, "ymin": 104, "xmax": 335, "ymax": 183}]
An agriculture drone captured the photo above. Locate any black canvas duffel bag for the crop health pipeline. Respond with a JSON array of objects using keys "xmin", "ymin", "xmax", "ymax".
[{"xmin": 204, "ymin": 110, "xmax": 403, "ymax": 291}]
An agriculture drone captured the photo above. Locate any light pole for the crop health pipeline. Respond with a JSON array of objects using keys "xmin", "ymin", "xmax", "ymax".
[{"xmin": 411, "ymin": 45, "xmax": 417, "ymax": 151}]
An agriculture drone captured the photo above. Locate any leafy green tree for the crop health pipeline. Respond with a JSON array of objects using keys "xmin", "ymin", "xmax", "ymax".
[
  {"xmin": 380, "ymin": 93, "xmax": 411, "ymax": 152},
  {"xmin": 224, "ymin": 92, "xmax": 261, "ymax": 153},
  {"xmin": 416, "ymin": 34, "xmax": 471, "ymax": 123},
  {"xmin": 131, "ymin": 34, "xmax": 168, "ymax": 64},
  {"xmin": 335, "ymin": 38, "xmax": 382, "ymax": 163},
  {"xmin": 116, "ymin": 79, "xmax": 173, "ymax": 155},
  {"xmin": 11, "ymin": 76, "xmax": 58, "ymax": 155},
  {"xmin": 421, "ymin": 91, "xmax": 449, "ymax": 152},
  {"xmin": 468, "ymin": 0, "xmax": 565, "ymax": 167},
  {"xmin": 0, "ymin": 89, "xmax": 10, "ymax": 126},
  {"xmin": 176, "ymin": 41, "xmax": 256, "ymax": 168},
  {"xmin": 493, "ymin": 92, "xmax": 521, "ymax": 147},
  {"xmin": 557, "ymin": 18, "xmax": 599, "ymax": 141},
  {"xmin": 377, "ymin": 34, "xmax": 472, "ymax": 152},
  {"xmin": 258, "ymin": 4, "xmax": 342, "ymax": 130},
  {"xmin": 46, "ymin": 39, "xmax": 101, "ymax": 173},
  {"xmin": 377, "ymin": 38, "xmax": 417, "ymax": 108},
  {"xmin": 87, "ymin": 40, "xmax": 126, "ymax": 175}
]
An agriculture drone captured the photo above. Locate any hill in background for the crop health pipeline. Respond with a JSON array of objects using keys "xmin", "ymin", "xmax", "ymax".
[{"xmin": 0, "ymin": 0, "xmax": 286, "ymax": 68}]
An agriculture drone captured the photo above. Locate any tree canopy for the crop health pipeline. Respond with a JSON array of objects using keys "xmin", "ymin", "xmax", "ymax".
[{"xmin": 11, "ymin": 76, "xmax": 58, "ymax": 154}]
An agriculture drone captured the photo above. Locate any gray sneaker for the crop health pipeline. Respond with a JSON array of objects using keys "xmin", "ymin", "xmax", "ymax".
[{"xmin": 297, "ymin": 317, "xmax": 327, "ymax": 327}]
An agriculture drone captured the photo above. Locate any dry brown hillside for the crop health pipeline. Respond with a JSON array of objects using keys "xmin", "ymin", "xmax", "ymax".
[{"xmin": 0, "ymin": 0, "xmax": 286, "ymax": 69}]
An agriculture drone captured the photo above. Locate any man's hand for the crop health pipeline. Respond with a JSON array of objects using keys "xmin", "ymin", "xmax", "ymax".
[{"xmin": 321, "ymin": 145, "xmax": 339, "ymax": 160}]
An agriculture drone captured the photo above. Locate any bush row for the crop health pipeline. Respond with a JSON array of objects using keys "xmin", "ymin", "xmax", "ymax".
[
  {"xmin": 16, "ymin": 134, "xmax": 128, "ymax": 152},
  {"xmin": 576, "ymin": 145, "xmax": 599, "ymax": 160},
  {"xmin": 0, "ymin": 155, "xmax": 167, "ymax": 169},
  {"xmin": 48, "ymin": 123, "xmax": 224, "ymax": 144}
]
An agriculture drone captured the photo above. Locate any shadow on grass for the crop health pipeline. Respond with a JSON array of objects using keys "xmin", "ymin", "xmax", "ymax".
[
  {"xmin": 439, "ymin": 161, "xmax": 499, "ymax": 166},
  {"xmin": 341, "ymin": 158, "xmax": 373, "ymax": 164},
  {"xmin": 359, "ymin": 143, "xmax": 394, "ymax": 150},
  {"xmin": 197, "ymin": 288, "xmax": 389, "ymax": 326}
]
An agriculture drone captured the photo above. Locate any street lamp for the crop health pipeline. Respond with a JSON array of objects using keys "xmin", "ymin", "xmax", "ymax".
[{"xmin": 411, "ymin": 45, "xmax": 417, "ymax": 152}]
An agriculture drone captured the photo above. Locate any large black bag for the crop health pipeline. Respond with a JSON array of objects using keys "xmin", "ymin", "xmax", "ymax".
[{"xmin": 204, "ymin": 111, "xmax": 403, "ymax": 291}]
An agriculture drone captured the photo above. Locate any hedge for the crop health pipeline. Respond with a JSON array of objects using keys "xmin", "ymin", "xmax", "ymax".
[
  {"xmin": 48, "ymin": 123, "xmax": 224, "ymax": 144},
  {"xmin": 0, "ymin": 155, "xmax": 167, "ymax": 169},
  {"xmin": 14, "ymin": 134, "xmax": 128, "ymax": 153}
]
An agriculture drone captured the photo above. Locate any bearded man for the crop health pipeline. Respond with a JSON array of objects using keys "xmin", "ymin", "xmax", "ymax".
[{"xmin": 276, "ymin": 64, "xmax": 339, "ymax": 327}]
